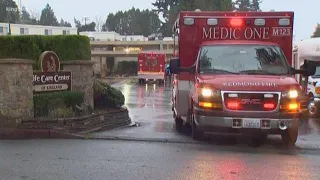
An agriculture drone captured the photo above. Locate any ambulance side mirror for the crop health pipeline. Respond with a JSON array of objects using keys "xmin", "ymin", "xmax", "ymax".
[
  {"xmin": 303, "ymin": 60, "xmax": 317, "ymax": 76},
  {"xmin": 294, "ymin": 60, "xmax": 317, "ymax": 76},
  {"xmin": 169, "ymin": 58, "xmax": 180, "ymax": 74},
  {"xmin": 169, "ymin": 58, "xmax": 195, "ymax": 74}
]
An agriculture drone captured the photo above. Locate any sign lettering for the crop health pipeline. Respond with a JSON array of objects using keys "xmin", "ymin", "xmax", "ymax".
[
  {"xmin": 202, "ymin": 27, "xmax": 270, "ymax": 40},
  {"xmin": 33, "ymin": 72, "xmax": 72, "ymax": 92},
  {"xmin": 222, "ymin": 82, "xmax": 277, "ymax": 87},
  {"xmin": 272, "ymin": 27, "xmax": 291, "ymax": 36}
]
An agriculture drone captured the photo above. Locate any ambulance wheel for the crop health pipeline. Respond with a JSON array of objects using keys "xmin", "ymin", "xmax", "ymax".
[
  {"xmin": 156, "ymin": 79, "xmax": 162, "ymax": 85},
  {"xmin": 139, "ymin": 79, "xmax": 146, "ymax": 84},
  {"xmin": 175, "ymin": 118, "xmax": 184, "ymax": 132},
  {"xmin": 174, "ymin": 112, "xmax": 184, "ymax": 132},
  {"xmin": 191, "ymin": 114, "xmax": 204, "ymax": 140},
  {"xmin": 281, "ymin": 127, "xmax": 298, "ymax": 146}
]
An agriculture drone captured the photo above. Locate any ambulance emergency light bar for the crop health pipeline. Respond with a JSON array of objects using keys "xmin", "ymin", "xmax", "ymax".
[{"xmin": 183, "ymin": 17, "xmax": 290, "ymax": 26}]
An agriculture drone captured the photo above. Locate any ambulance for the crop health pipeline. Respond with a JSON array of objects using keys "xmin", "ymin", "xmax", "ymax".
[
  {"xmin": 170, "ymin": 10, "xmax": 317, "ymax": 145},
  {"xmin": 137, "ymin": 51, "xmax": 165, "ymax": 84}
]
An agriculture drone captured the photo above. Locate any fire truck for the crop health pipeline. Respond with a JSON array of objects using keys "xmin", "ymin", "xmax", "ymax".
[
  {"xmin": 169, "ymin": 10, "xmax": 317, "ymax": 145},
  {"xmin": 137, "ymin": 51, "xmax": 165, "ymax": 84},
  {"xmin": 293, "ymin": 38, "xmax": 320, "ymax": 116}
]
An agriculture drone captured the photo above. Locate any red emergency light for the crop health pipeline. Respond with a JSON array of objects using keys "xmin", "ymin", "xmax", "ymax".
[
  {"xmin": 230, "ymin": 18, "xmax": 243, "ymax": 27},
  {"xmin": 263, "ymin": 103, "xmax": 275, "ymax": 109},
  {"xmin": 226, "ymin": 101, "xmax": 239, "ymax": 110}
]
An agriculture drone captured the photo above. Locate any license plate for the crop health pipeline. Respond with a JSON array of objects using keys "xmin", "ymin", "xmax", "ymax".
[{"xmin": 243, "ymin": 119, "xmax": 261, "ymax": 128}]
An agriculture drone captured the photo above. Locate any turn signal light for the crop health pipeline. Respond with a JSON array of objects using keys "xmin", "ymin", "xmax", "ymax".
[
  {"xmin": 226, "ymin": 101, "xmax": 239, "ymax": 110},
  {"xmin": 199, "ymin": 102, "xmax": 212, "ymax": 108},
  {"xmin": 198, "ymin": 101, "xmax": 222, "ymax": 108},
  {"xmin": 281, "ymin": 103, "xmax": 299, "ymax": 111},
  {"xmin": 288, "ymin": 103, "xmax": 299, "ymax": 110}
]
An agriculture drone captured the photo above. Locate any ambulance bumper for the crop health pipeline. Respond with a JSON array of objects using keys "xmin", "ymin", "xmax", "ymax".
[
  {"xmin": 137, "ymin": 73, "xmax": 164, "ymax": 80},
  {"xmin": 193, "ymin": 107, "xmax": 300, "ymax": 134}
]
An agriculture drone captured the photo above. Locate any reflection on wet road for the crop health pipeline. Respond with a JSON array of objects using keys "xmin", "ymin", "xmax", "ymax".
[{"xmin": 93, "ymin": 80, "xmax": 320, "ymax": 150}]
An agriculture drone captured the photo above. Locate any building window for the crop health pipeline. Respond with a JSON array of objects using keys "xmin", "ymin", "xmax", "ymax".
[
  {"xmin": 44, "ymin": 29, "xmax": 52, "ymax": 35},
  {"xmin": 20, "ymin": 28, "xmax": 28, "ymax": 35},
  {"xmin": 1, "ymin": 27, "xmax": 8, "ymax": 35},
  {"xmin": 62, "ymin": 30, "xmax": 70, "ymax": 35},
  {"xmin": 130, "ymin": 37, "xmax": 134, "ymax": 41}
]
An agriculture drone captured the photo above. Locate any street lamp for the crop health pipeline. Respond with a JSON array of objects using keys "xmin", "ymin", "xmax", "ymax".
[{"xmin": 6, "ymin": 7, "xmax": 18, "ymax": 35}]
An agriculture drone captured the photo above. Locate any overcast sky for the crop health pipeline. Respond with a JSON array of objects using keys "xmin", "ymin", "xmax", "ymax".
[{"xmin": 14, "ymin": 0, "xmax": 319, "ymax": 40}]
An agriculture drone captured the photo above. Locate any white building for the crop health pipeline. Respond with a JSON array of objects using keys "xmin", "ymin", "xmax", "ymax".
[
  {"xmin": 0, "ymin": 22, "xmax": 77, "ymax": 36},
  {"xmin": 79, "ymin": 31, "xmax": 148, "ymax": 41}
]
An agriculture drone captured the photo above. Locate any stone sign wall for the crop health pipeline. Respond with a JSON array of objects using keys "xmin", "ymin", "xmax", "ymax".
[
  {"xmin": 0, "ymin": 59, "xmax": 34, "ymax": 126},
  {"xmin": 0, "ymin": 53, "xmax": 94, "ymax": 127}
]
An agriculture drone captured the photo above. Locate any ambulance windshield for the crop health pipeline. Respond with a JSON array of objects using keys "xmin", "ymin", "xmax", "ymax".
[{"xmin": 198, "ymin": 45, "xmax": 289, "ymax": 75}]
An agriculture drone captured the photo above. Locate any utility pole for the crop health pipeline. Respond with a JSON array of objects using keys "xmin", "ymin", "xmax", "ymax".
[
  {"xmin": 19, "ymin": 0, "xmax": 22, "ymax": 12},
  {"xmin": 82, "ymin": 17, "xmax": 90, "ymax": 25}
]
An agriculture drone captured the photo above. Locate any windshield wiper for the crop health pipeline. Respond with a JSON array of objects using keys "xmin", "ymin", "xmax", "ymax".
[
  {"xmin": 239, "ymin": 70, "xmax": 280, "ymax": 75},
  {"xmin": 201, "ymin": 69, "xmax": 239, "ymax": 74}
]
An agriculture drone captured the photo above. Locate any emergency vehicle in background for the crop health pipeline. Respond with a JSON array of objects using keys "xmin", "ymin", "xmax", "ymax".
[
  {"xmin": 137, "ymin": 51, "xmax": 165, "ymax": 84},
  {"xmin": 293, "ymin": 38, "xmax": 320, "ymax": 116},
  {"xmin": 169, "ymin": 10, "xmax": 317, "ymax": 145}
]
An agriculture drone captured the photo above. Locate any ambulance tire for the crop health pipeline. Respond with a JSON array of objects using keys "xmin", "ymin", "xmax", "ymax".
[
  {"xmin": 139, "ymin": 79, "xmax": 146, "ymax": 84},
  {"xmin": 281, "ymin": 127, "xmax": 298, "ymax": 146},
  {"xmin": 191, "ymin": 114, "xmax": 204, "ymax": 140},
  {"xmin": 175, "ymin": 117, "xmax": 184, "ymax": 132},
  {"xmin": 158, "ymin": 79, "xmax": 164, "ymax": 85}
]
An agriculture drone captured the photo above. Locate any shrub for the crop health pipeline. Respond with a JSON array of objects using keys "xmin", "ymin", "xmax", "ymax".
[
  {"xmin": 0, "ymin": 35, "xmax": 91, "ymax": 70},
  {"xmin": 94, "ymin": 79, "xmax": 125, "ymax": 108},
  {"xmin": 33, "ymin": 91, "xmax": 84, "ymax": 117},
  {"xmin": 116, "ymin": 61, "xmax": 137, "ymax": 75}
]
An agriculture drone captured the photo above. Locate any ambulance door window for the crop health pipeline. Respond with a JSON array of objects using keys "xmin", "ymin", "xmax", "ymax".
[
  {"xmin": 145, "ymin": 59, "xmax": 150, "ymax": 66},
  {"xmin": 152, "ymin": 60, "xmax": 157, "ymax": 66}
]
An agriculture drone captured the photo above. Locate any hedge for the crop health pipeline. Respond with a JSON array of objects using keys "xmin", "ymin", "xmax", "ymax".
[
  {"xmin": 116, "ymin": 61, "xmax": 137, "ymax": 75},
  {"xmin": 94, "ymin": 79, "xmax": 125, "ymax": 108},
  {"xmin": 0, "ymin": 35, "xmax": 91, "ymax": 70},
  {"xmin": 34, "ymin": 91, "xmax": 85, "ymax": 117}
]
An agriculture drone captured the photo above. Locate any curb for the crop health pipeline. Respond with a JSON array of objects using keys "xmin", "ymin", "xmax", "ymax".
[{"xmin": 0, "ymin": 129, "xmax": 83, "ymax": 139}]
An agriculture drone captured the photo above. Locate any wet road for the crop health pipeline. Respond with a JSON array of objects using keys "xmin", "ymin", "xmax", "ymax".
[
  {"xmin": 1, "ymin": 139, "xmax": 320, "ymax": 180},
  {"xmin": 93, "ymin": 80, "xmax": 320, "ymax": 150}
]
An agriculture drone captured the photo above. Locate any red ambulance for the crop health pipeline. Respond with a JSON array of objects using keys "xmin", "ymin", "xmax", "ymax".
[
  {"xmin": 137, "ymin": 51, "xmax": 165, "ymax": 84},
  {"xmin": 170, "ymin": 10, "xmax": 317, "ymax": 145}
]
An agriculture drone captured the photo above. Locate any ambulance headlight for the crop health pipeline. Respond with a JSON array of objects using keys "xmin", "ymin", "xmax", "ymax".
[
  {"xmin": 282, "ymin": 90, "xmax": 298, "ymax": 98},
  {"xmin": 200, "ymin": 88, "xmax": 220, "ymax": 97},
  {"xmin": 201, "ymin": 88, "xmax": 213, "ymax": 97}
]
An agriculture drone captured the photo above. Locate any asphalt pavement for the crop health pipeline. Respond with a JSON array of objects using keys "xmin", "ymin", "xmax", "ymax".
[
  {"xmin": 1, "ymin": 139, "xmax": 320, "ymax": 180},
  {"xmin": 2, "ymin": 79, "xmax": 320, "ymax": 179}
]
